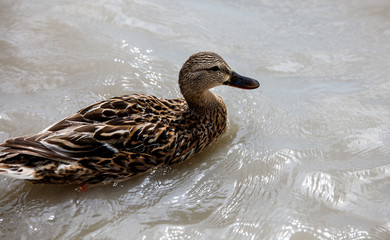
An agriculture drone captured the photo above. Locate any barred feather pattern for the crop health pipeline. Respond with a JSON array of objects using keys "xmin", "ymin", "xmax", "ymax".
[{"xmin": 0, "ymin": 94, "xmax": 227, "ymax": 184}]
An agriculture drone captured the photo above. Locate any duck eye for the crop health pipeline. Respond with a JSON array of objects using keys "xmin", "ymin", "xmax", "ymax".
[{"xmin": 210, "ymin": 66, "xmax": 220, "ymax": 71}]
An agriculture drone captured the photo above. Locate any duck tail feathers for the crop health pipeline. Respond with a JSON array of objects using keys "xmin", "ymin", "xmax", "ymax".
[{"xmin": 0, "ymin": 152, "xmax": 36, "ymax": 180}]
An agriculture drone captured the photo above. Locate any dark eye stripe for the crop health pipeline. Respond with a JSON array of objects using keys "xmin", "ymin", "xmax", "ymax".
[{"xmin": 210, "ymin": 66, "xmax": 219, "ymax": 71}]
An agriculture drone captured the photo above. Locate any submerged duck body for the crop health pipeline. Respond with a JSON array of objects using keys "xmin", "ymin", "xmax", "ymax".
[{"xmin": 0, "ymin": 52, "xmax": 259, "ymax": 185}]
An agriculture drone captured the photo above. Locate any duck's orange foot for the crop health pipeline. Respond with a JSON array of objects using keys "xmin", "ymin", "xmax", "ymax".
[{"xmin": 75, "ymin": 184, "xmax": 88, "ymax": 192}]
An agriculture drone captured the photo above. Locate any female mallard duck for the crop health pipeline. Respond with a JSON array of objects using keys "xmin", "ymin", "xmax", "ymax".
[{"xmin": 0, "ymin": 52, "xmax": 259, "ymax": 185}]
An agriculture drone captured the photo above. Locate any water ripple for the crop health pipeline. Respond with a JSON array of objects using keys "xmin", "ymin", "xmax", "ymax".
[{"xmin": 1, "ymin": 0, "xmax": 390, "ymax": 239}]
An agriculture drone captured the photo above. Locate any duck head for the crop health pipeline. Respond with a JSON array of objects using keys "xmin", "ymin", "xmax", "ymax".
[{"xmin": 178, "ymin": 52, "xmax": 259, "ymax": 109}]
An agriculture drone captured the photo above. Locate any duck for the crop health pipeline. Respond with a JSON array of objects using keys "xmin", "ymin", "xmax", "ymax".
[{"xmin": 0, "ymin": 52, "xmax": 259, "ymax": 186}]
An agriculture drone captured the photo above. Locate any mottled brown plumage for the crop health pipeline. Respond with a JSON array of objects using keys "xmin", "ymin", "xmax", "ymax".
[{"xmin": 0, "ymin": 52, "xmax": 259, "ymax": 185}]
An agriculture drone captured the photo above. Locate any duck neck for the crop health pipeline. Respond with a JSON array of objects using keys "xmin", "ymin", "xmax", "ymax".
[{"xmin": 183, "ymin": 90, "xmax": 225, "ymax": 115}]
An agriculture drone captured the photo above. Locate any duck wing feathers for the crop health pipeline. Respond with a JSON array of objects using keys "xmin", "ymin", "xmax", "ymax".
[{"xmin": 0, "ymin": 94, "xmax": 197, "ymax": 183}]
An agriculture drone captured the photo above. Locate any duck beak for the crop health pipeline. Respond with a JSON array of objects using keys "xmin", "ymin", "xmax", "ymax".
[{"xmin": 223, "ymin": 71, "xmax": 260, "ymax": 89}]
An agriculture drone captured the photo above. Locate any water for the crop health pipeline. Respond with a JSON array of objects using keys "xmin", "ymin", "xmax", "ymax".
[{"xmin": 0, "ymin": 0, "xmax": 390, "ymax": 239}]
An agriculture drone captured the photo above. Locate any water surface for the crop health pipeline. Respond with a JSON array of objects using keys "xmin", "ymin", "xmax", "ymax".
[{"xmin": 0, "ymin": 0, "xmax": 390, "ymax": 239}]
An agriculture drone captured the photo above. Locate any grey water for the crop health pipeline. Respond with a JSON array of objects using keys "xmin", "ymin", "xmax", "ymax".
[{"xmin": 0, "ymin": 0, "xmax": 390, "ymax": 239}]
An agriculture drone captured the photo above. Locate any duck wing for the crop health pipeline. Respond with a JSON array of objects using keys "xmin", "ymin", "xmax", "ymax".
[{"xmin": 0, "ymin": 94, "xmax": 186, "ymax": 165}]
